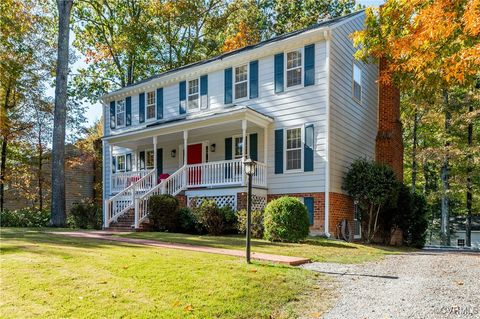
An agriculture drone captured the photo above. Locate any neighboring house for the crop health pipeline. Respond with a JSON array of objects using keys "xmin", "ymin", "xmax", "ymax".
[
  {"xmin": 101, "ymin": 11, "xmax": 402, "ymax": 238},
  {"xmin": 451, "ymin": 216, "xmax": 480, "ymax": 249},
  {"xmin": 4, "ymin": 144, "xmax": 96, "ymax": 212}
]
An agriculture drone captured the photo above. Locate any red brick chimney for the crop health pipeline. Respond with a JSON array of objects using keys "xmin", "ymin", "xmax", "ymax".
[{"xmin": 376, "ymin": 58, "xmax": 403, "ymax": 181}]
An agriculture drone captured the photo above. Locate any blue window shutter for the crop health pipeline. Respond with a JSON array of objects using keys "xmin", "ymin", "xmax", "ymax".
[
  {"xmin": 274, "ymin": 53, "xmax": 284, "ymax": 93},
  {"xmin": 224, "ymin": 68, "xmax": 232, "ymax": 104},
  {"xmin": 157, "ymin": 88, "xmax": 163, "ymax": 119},
  {"xmin": 126, "ymin": 153, "xmax": 132, "ymax": 172},
  {"xmin": 179, "ymin": 81, "xmax": 186, "ymax": 114},
  {"xmin": 249, "ymin": 133, "xmax": 258, "ymax": 161},
  {"xmin": 304, "ymin": 124, "xmax": 314, "ymax": 172},
  {"xmin": 249, "ymin": 60, "xmax": 258, "ymax": 99},
  {"xmin": 304, "ymin": 197, "xmax": 314, "ymax": 225},
  {"xmin": 112, "ymin": 156, "xmax": 116, "ymax": 173},
  {"xmin": 139, "ymin": 151, "xmax": 145, "ymax": 170},
  {"xmin": 274, "ymin": 129, "xmax": 283, "ymax": 174},
  {"xmin": 304, "ymin": 44, "xmax": 315, "ymax": 86},
  {"xmin": 109, "ymin": 101, "xmax": 116, "ymax": 129},
  {"xmin": 139, "ymin": 93, "xmax": 145, "ymax": 123},
  {"xmin": 200, "ymin": 75, "xmax": 208, "ymax": 109},
  {"xmin": 125, "ymin": 96, "xmax": 132, "ymax": 126},
  {"xmin": 156, "ymin": 148, "xmax": 163, "ymax": 179}
]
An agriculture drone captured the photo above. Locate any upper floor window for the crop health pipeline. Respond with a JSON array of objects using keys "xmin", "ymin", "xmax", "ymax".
[
  {"xmin": 146, "ymin": 91, "xmax": 156, "ymax": 120},
  {"xmin": 116, "ymin": 100, "xmax": 125, "ymax": 127},
  {"xmin": 234, "ymin": 65, "xmax": 248, "ymax": 100},
  {"xmin": 188, "ymin": 78, "xmax": 199, "ymax": 111},
  {"xmin": 285, "ymin": 127, "xmax": 302, "ymax": 171},
  {"xmin": 353, "ymin": 63, "xmax": 362, "ymax": 102},
  {"xmin": 286, "ymin": 49, "xmax": 302, "ymax": 88}
]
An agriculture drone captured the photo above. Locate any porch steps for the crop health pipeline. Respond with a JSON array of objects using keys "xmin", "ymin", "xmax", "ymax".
[{"xmin": 107, "ymin": 209, "xmax": 135, "ymax": 230}]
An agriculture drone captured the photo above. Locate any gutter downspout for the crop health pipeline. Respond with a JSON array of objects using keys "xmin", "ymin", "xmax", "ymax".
[
  {"xmin": 101, "ymin": 101, "xmax": 108, "ymax": 229},
  {"xmin": 324, "ymin": 30, "xmax": 332, "ymax": 238}
]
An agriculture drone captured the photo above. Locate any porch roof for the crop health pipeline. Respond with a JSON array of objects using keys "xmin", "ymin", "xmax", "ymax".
[{"xmin": 104, "ymin": 105, "xmax": 274, "ymax": 144}]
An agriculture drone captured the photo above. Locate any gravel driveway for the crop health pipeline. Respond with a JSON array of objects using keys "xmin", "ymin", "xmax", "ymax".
[{"xmin": 302, "ymin": 251, "xmax": 480, "ymax": 319}]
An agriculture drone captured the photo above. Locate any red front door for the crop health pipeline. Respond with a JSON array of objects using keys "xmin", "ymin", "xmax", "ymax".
[{"xmin": 187, "ymin": 143, "xmax": 202, "ymax": 185}]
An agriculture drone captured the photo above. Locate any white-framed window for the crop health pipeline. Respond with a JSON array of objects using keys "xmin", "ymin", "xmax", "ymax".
[
  {"xmin": 116, "ymin": 99, "xmax": 126, "ymax": 127},
  {"xmin": 146, "ymin": 150, "xmax": 154, "ymax": 169},
  {"xmin": 353, "ymin": 63, "xmax": 362, "ymax": 102},
  {"xmin": 285, "ymin": 127, "xmax": 302, "ymax": 171},
  {"xmin": 116, "ymin": 154, "xmax": 126, "ymax": 172},
  {"xmin": 234, "ymin": 64, "xmax": 248, "ymax": 100},
  {"xmin": 233, "ymin": 135, "xmax": 249, "ymax": 159},
  {"xmin": 286, "ymin": 48, "xmax": 303, "ymax": 88},
  {"xmin": 187, "ymin": 78, "xmax": 200, "ymax": 112},
  {"xmin": 146, "ymin": 91, "xmax": 156, "ymax": 120}
]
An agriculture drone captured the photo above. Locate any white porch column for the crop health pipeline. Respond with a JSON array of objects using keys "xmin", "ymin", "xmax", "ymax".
[
  {"xmin": 183, "ymin": 130, "xmax": 188, "ymax": 165},
  {"xmin": 263, "ymin": 126, "xmax": 268, "ymax": 163},
  {"xmin": 242, "ymin": 119, "xmax": 247, "ymax": 160},
  {"xmin": 153, "ymin": 136, "xmax": 158, "ymax": 173}
]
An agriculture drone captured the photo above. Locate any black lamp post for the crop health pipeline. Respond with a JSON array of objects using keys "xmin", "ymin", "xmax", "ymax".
[{"xmin": 243, "ymin": 158, "xmax": 256, "ymax": 263}]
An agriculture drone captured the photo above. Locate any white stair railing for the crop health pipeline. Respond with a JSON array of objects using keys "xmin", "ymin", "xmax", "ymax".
[
  {"xmin": 136, "ymin": 165, "xmax": 187, "ymax": 227},
  {"xmin": 105, "ymin": 169, "xmax": 156, "ymax": 227},
  {"xmin": 111, "ymin": 170, "xmax": 150, "ymax": 193}
]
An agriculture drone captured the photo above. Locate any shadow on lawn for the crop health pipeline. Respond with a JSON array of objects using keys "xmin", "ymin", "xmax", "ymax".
[{"xmin": 0, "ymin": 228, "xmax": 146, "ymax": 257}]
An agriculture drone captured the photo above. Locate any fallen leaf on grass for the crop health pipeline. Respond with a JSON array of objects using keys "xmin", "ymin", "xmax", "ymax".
[
  {"xmin": 122, "ymin": 265, "xmax": 129, "ymax": 269},
  {"xmin": 172, "ymin": 300, "xmax": 180, "ymax": 308},
  {"xmin": 184, "ymin": 304, "xmax": 194, "ymax": 312},
  {"xmin": 250, "ymin": 269, "xmax": 258, "ymax": 273}
]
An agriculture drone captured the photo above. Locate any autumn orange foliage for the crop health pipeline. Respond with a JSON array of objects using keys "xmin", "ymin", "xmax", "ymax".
[{"xmin": 222, "ymin": 22, "xmax": 260, "ymax": 52}]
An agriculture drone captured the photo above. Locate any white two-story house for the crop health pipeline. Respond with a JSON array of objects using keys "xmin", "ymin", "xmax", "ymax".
[{"xmin": 101, "ymin": 11, "xmax": 402, "ymax": 238}]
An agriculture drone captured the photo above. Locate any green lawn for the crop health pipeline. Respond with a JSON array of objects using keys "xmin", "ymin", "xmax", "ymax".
[
  {"xmin": 118, "ymin": 231, "xmax": 405, "ymax": 264},
  {"xmin": 0, "ymin": 228, "xmax": 328, "ymax": 319}
]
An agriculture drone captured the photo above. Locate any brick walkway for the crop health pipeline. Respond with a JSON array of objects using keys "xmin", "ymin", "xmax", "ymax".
[{"xmin": 53, "ymin": 231, "xmax": 311, "ymax": 266}]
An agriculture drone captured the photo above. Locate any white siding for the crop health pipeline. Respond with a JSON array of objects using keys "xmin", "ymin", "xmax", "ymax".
[{"xmin": 329, "ymin": 13, "xmax": 379, "ymax": 194}]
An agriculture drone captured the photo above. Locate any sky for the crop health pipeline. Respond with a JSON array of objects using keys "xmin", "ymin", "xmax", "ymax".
[{"xmin": 48, "ymin": 0, "xmax": 384, "ymax": 127}]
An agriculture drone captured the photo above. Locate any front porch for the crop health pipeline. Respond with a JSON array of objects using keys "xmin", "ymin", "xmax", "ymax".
[{"xmin": 104, "ymin": 106, "xmax": 273, "ymax": 229}]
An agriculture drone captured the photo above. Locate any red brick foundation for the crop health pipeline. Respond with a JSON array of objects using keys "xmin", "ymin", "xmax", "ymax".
[
  {"xmin": 176, "ymin": 194, "xmax": 187, "ymax": 207},
  {"xmin": 267, "ymin": 193, "xmax": 325, "ymax": 232},
  {"xmin": 328, "ymin": 193, "xmax": 355, "ymax": 240}
]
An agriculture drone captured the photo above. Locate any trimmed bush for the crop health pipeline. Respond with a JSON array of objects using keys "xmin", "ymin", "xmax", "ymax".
[
  {"xmin": 236, "ymin": 209, "xmax": 264, "ymax": 239},
  {"xmin": 147, "ymin": 194, "xmax": 179, "ymax": 231},
  {"xmin": 0, "ymin": 208, "xmax": 50, "ymax": 227},
  {"xmin": 178, "ymin": 207, "xmax": 200, "ymax": 234},
  {"xmin": 69, "ymin": 201, "xmax": 103, "ymax": 229},
  {"xmin": 263, "ymin": 197, "xmax": 310, "ymax": 242},
  {"xmin": 191, "ymin": 199, "xmax": 236, "ymax": 235}
]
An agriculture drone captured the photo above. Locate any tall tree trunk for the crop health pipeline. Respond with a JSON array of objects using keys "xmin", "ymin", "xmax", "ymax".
[
  {"xmin": 38, "ymin": 132, "xmax": 43, "ymax": 211},
  {"xmin": 440, "ymin": 90, "xmax": 450, "ymax": 246},
  {"xmin": 466, "ymin": 103, "xmax": 473, "ymax": 247},
  {"xmin": 411, "ymin": 108, "xmax": 418, "ymax": 192},
  {"xmin": 51, "ymin": 0, "xmax": 73, "ymax": 226},
  {"xmin": 0, "ymin": 137, "xmax": 7, "ymax": 212}
]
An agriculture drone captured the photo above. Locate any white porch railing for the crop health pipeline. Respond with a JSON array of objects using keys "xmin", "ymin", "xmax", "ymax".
[
  {"xmin": 105, "ymin": 169, "xmax": 156, "ymax": 227},
  {"xmin": 136, "ymin": 165, "xmax": 187, "ymax": 226},
  {"xmin": 111, "ymin": 170, "xmax": 152, "ymax": 193}
]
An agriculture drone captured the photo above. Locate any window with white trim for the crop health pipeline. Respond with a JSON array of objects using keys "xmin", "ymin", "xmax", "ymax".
[
  {"xmin": 116, "ymin": 154, "xmax": 126, "ymax": 172},
  {"xmin": 234, "ymin": 64, "xmax": 248, "ymax": 100},
  {"xmin": 285, "ymin": 128, "xmax": 302, "ymax": 170},
  {"xmin": 286, "ymin": 49, "xmax": 302, "ymax": 88},
  {"xmin": 116, "ymin": 100, "xmax": 125, "ymax": 127},
  {"xmin": 353, "ymin": 63, "xmax": 362, "ymax": 101},
  {"xmin": 233, "ymin": 135, "xmax": 249, "ymax": 159},
  {"xmin": 146, "ymin": 91, "xmax": 156, "ymax": 120},
  {"xmin": 146, "ymin": 150, "xmax": 154, "ymax": 169},
  {"xmin": 187, "ymin": 78, "xmax": 199, "ymax": 111}
]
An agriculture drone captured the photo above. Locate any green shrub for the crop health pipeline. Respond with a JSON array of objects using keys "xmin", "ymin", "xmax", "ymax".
[
  {"xmin": 178, "ymin": 207, "xmax": 200, "ymax": 234},
  {"xmin": 384, "ymin": 184, "xmax": 429, "ymax": 247},
  {"xmin": 220, "ymin": 205, "xmax": 237, "ymax": 234},
  {"xmin": 191, "ymin": 199, "xmax": 233, "ymax": 235},
  {"xmin": 0, "ymin": 208, "xmax": 50, "ymax": 227},
  {"xmin": 69, "ymin": 201, "xmax": 103, "ymax": 229},
  {"xmin": 263, "ymin": 197, "xmax": 310, "ymax": 242},
  {"xmin": 147, "ymin": 194, "xmax": 179, "ymax": 231},
  {"xmin": 236, "ymin": 209, "xmax": 264, "ymax": 239}
]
